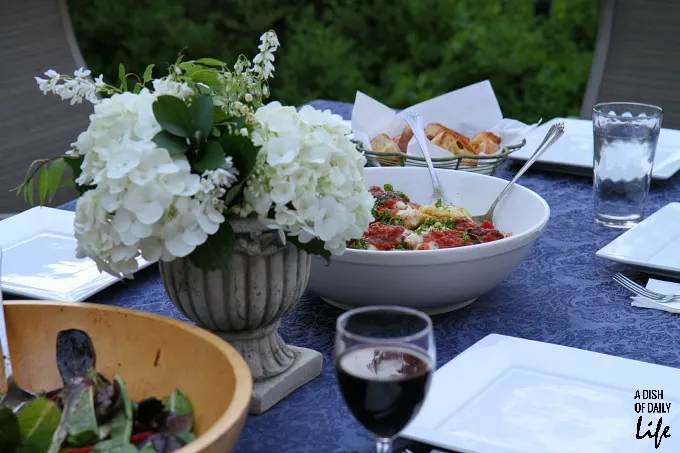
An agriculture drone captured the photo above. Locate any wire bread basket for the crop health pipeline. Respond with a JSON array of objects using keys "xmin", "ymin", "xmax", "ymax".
[{"xmin": 355, "ymin": 140, "xmax": 526, "ymax": 176}]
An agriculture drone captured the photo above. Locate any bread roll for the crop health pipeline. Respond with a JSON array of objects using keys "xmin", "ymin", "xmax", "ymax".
[
  {"xmin": 431, "ymin": 129, "xmax": 478, "ymax": 167},
  {"xmin": 370, "ymin": 133, "xmax": 403, "ymax": 165},
  {"xmin": 471, "ymin": 131, "xmax": 501, "ymax": 155},
  {"xmin": 397, "ymin": 125, "xmax": 414, "ymax": 153}
]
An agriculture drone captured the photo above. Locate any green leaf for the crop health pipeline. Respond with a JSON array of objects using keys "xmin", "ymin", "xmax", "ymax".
[
  {"xmin": 193, "ymin": 140, "xmax": 225, "ymax": 172},
  {"xmin": 132, "ymin": 83, "xmax": 143, "ymax": 94},
  {"xmin": 47, "ymin": 158, "xmax": 66, "ymax": 202},
  {"xmin": 110, "ymin": 376, "xmax": 133, "ymax": 441},
  {"xmin": 285, "ymin": 235, "xmax": 331, "ymax": 264},
  {"xmin": 16, "ymin": 397, "xmax": 62, "ymax": 453},
  {"xmin": 190, "ymin": 95, "xmax": 214, "ymax": 138},
  {"xmin": 24, "ymin": 179, "xmax": 34, "ymax": 204},
  {"xmin": 139, "ymin": 443, "xmax": 157, "ymax": 453},
  {"xmin": 176, "ymin": 432, "xmax": 197, "ymax": 444},
  {"xmin": 64, "ymin": 155, "xmax": 94, "ymax": 196},
  {"xmin": 223, "ymin": 180, "xmax": 246, "ymax": 207},
  {"xmin": 219, "ymin": 134, "xmax": 260, "ymax": 179},
  {"xmin": 187, "ymin": 70, "xmax": 221, "ymax": 89},
  {"xmin": 194, "ymin": 57, "xmax": 227, "ymax": 67},
  {"xmin": 0, "ymin": 407, "xmax": 21, "ymax": 453},
  {"xmin": 66, "ymin": 385, "xmax": 99, "ymax": 446},
  {"xmin": 153, "ymin": 131, "xmax": 188, "ymax": 156},
  {"xmin": 142, "ymin": 64, "xmax": 155, "ymax": 83},
  {"xmin": 92, "ymin": 440, "xmax": 138, "ymax": 453},
  {"xmin": 189, "ymin": 221, "xmax": 235, "ymax": 271},
  {"xmin": 38, "ymin": 166, "xmax": 49, "ymax": 206},
  {"xmin": 162, "ymin": 389, "xmax": 193, "ymax": 416},
  {"xmin": 91, "ymin": 376, "xmax": 136, "ymax": 453},
  {"xmin": 117, "ymin": 63, "xmax": 127, "ymax": 91},
  {"xmin": 152, "ymin": 95, "xmax": 193, "ymax": 138},
  {"xmin": 214, "ymin": 107, "xmax": 228, "ymax": 124}
]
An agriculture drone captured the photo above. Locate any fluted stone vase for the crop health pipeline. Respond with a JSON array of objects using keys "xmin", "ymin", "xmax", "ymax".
[{"xmin": 159, "ymin": 217, "xmax": 323, "ymax": 415}]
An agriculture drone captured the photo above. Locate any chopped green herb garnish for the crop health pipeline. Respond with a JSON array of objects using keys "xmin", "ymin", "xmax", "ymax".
[
  {"xmin": 377, "ymin": 210, "xmax": 392, "ymax": 224},
  {"xmin": 395, "ymin": 191, "xmax": 409, "ymax": 201},
  {"xmin": 391, "ymin": 215, "xmax": 404, "ymax": 225},
  {"xmin": 383, "ymin": 183, "xmax": 394, "ymax": 191},
  {"xmin": 459, "ymin": 231, "xmax": 470, "ymax": 242},
  {"xmin": 434, "ymin": 199, "xmax": 443, "ymax": 208},
  {"xmin": 443, "ymin": 218, "xmax": 456, "ymax": 229},
  {"xmin": 393, "ymin": 244, "xmax": 407, "ymax": 250},
  {"xmin": 349, "ymin": 237, "xmax": 369, "ymax": 250}
]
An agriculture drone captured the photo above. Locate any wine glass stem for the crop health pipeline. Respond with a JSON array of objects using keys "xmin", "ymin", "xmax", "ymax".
[{"xmin": 376, "ymin": 437, "xmax": 392, "ymax": 453}]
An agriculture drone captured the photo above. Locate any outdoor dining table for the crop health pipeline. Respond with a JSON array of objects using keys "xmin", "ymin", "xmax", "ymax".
[{"xmin": 54, "ymin": 100, "xmax": 680, "ymax": 453}]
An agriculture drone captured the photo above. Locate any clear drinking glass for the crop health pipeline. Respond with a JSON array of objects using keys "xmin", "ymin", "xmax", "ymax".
[
  {"xmin": 334, "ymin": 306, "xmax": 435, "ymax": 453},
  {"xmin": 592, "ymin": 102, "xmax": 663, "ymax": 228}
]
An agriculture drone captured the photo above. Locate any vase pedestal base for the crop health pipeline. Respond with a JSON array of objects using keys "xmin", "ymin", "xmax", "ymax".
[{"xmin": 249, "ymin": 346, "xmax": 323, "ymax": 415}]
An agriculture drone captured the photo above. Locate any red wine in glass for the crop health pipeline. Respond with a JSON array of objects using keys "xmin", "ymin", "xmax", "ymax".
[
  {"xmin": 334, "ymin": 306, "xmax": 436, "ymax": 453},
  {"xmin": 336, "ymin": 344, "xmax": 433, "ymax": 438}
]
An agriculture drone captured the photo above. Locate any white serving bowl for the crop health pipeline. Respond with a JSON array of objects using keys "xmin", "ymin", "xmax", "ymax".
[{"xmin": 307, "ymin": 167, "xmax": 550, "ymax": 314}]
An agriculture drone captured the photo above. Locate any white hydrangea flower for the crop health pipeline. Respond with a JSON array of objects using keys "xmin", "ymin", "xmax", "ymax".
[
  {"xmin": 70, "ymin": 89, "xmax": 232, "ymax": 278},
  {"xmin": 252, "ymin": 31, "xmax": 280, "ymax": 80},
  {"xmin": 34, "ymin": 68, "xmax": 103, "ymax": 104},
  {"xmin": 242, "ymin": 101, "xmax": 373, "ymax": 256},
  {"xmin": 152, "ymin": 77, "xmax": 195, "ymax": 100}
]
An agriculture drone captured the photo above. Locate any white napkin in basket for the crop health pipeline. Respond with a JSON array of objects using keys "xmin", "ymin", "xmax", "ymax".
[{"xmin": 631, "ymin": 278, "xmax": 680, "ymax": 313}]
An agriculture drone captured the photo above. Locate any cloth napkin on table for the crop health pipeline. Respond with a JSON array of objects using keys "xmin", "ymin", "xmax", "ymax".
[{"xmin": 631, "ymin": 278, "xmax": 680, "ymax": 313}]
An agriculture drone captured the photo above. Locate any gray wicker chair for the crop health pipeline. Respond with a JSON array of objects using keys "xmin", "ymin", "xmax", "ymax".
[
  {"xmin": 0, "ymin": 0, "xmax": 91, "ymax": 217},
  {"xmin": 580, "ymin": 0, "xmax": 680, "ymax": 128}
]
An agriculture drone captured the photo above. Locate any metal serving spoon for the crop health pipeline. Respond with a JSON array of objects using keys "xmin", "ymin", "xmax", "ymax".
[
  {"xmin": 470, "ymin": 122, "xmax": 564, "ymax": 224},
  {"xmin": 406, "ymin": 111, "xmax": 565, "ymax": 225},
  {"xmin": 0, "ymin": 249, "xmax": 37, "ymax": 412},
  {"xmin": 405, "ymin": 110, "xmax": 449, "ymax": 204}
]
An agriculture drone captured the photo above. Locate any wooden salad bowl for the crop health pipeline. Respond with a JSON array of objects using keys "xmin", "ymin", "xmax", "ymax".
[{"xmin": 0, "ymin": 300, "xmax": 252, "ymax": 453}]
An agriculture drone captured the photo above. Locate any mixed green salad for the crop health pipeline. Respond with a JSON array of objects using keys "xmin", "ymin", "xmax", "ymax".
[{"xmin": 0, "ymin": 329, "xmax": 195, "ymax": 453}]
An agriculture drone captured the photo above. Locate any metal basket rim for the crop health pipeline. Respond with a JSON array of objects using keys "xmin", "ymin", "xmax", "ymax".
[{"xmin": 353, "ymin": 139, "xmax": 526, "ymax": 162}]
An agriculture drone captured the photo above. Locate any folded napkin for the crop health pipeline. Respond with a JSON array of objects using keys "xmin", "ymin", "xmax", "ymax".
[{"xmin": 631, "ymin": 278, "xmax": 680, "ymax": 313}]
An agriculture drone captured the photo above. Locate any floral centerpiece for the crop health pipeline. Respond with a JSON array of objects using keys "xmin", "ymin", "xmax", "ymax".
[
  {"xmin": 19, "ymin": 31, "xmax": 374, "ymax": 279},
  {"xmin": 19, "ymin": 31, "xmax": 374, "ymax": 412}
]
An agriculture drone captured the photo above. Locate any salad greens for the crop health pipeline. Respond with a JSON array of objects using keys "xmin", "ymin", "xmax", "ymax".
[{"xmin": 0, "ymin": 329, "xmax": 196, "ymax": 453}]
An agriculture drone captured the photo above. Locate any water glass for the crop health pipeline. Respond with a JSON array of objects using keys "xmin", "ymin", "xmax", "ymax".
[
  {"xmin": 334, "ymin": 306, "xmax": 435, "ymax": 453},
  {"xmin": 592, "ymin": 102, "xmax": 663, "ymax": 228}
]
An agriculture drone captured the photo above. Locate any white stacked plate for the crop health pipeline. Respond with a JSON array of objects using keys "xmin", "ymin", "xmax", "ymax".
[
  {"xmin": 402, "ymin": 334, "xmax": 680, "ymax": 452},
  {"xmin": 596, "ymin": 203, "xmax": 680, "ymax": 277},
  {"xmin": 0, "ymin": 207, "xmax": 153, "ymax": 302},
  {"xmin": 508, "ymin": 118, "xmax": 680, "ymax": 180}
]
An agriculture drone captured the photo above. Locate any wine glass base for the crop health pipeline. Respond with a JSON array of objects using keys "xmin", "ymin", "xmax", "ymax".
[{"xmin": 321, "ymin": 297, "xmax": 477, "ymax": 315}]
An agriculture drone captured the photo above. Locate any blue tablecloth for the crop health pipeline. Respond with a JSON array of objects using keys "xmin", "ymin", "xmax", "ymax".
[{"xmin": 57, "ymin": 100, "xmax": 680, "ymax": 452}]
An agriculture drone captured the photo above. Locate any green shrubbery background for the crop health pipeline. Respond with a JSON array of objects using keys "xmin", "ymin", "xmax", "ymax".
[{"xmin": 67, "ymin": 0, "xmax": 599, "ymax": 123}]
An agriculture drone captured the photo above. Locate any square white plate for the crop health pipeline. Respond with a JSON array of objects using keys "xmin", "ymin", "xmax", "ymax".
[
  {"xmin": 0, "ymin": 207, "xmax": 152, "ymax": 302},
  {"xmin": 508, "ymin": 118, "xmax": 680, "ymax": 180},
  {"xmin": 402, "ymin": 333, "xmax": 680, "ymax": 453},
  {"xmin": 595, "ymin": 203, "xmax": 680, "ymax": 277}
]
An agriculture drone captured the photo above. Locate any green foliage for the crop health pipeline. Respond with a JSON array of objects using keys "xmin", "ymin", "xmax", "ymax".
[
  {"xmin": 67, "ymin": 0, "xmax": 599, "ymax": 121},
  {"xmin": 15, "ymin": 157, "xmax": 75, "ymax": 205},
  {"xmin": 189, "ymin": 221, "xmax": 236, "ymax": 271}
]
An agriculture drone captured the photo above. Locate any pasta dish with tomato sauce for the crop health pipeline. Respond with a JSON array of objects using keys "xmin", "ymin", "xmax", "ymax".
[{"xmin": 348, "ymin": 184, "xmax": 508, "ymax": 251}]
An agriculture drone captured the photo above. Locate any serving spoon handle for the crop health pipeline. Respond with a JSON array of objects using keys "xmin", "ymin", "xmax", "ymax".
[
  {"xmin": 471, "ymin": 122, "xmax": 565, "ymax": 224},
  {"xmin": 405, "ymin": 110, "xmax": 449, "ymax": 203}
]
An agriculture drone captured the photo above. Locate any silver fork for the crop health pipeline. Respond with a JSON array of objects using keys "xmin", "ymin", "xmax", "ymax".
[{"xmin": 612, "ymin": 273, "xmax": 680, "ymax": 303}]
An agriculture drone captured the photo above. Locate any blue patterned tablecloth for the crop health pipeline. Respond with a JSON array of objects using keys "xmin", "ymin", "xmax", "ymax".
[{"xmin": 57, "ymin": 100, "xmax": 680, "ymax": 452}]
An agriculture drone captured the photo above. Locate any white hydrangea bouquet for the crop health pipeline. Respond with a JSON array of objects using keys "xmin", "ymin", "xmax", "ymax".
[{"xmin": 18, "ymin": 31, "xmax": 374, "ymax": 278}]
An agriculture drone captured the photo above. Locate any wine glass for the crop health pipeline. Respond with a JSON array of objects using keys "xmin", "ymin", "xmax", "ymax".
[{"xmin": 334, "ymin": 305, "xmax": 436, "ymax": 453}]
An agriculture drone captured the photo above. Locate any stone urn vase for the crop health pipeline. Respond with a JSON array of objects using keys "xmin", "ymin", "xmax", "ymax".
[{"xmin": 159, "ymin": 217, "xmax": 323, "ymax": 415}]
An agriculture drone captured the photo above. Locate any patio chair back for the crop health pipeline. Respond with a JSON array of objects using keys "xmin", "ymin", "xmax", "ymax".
[
  {"xmin": 581, "ymin": 0, "xmax": 680, "ymax": 128},
  {"xmin": 0, "ymin": 0, "xmax": 91, "ymax": 217}
]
